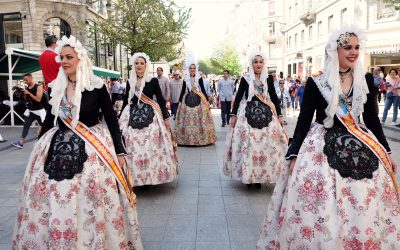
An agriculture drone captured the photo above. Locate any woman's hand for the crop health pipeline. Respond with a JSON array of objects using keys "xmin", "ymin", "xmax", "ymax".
[
  {"xmin": 229, "ymin": 116, "xmax": 237, "ymax": 127},
  {"xmin": 278, "ymin": 116, "xmax": 284, "ymax": 126},
  {"xmin": 164, "ymin": 119, "xmax": 171, "ymax": 129},
  {"xmin": 389, "ymin": 155, "xmax": 398, "ymax": 174},
  {"xmin": 117, "ymin": 155, "xmax": 126, "ymax": 168},
  {"xmin": 289, "ymin": 157, "xmax": 297, "ymax": 175}
]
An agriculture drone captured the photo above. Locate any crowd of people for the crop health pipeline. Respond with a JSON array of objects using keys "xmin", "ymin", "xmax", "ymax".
[{"xmin": 3, "ymin": 25, "xmax": 400, "ymax": 249}]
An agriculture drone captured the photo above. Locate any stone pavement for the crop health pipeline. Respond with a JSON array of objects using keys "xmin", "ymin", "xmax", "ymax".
[{"xmin": 0, "ymin": 109, "xmax": 399, "ymax": 250}]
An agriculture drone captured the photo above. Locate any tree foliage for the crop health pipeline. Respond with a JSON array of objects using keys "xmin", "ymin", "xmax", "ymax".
[
  {"xmin": 209, "ymin": 42, "xmax": 241, "ymax": 77},
  {"xmin": 98, "ymin": 0, "xmax": 191, "ymax": 61},
  {"xmin": 382, "ymin": 0, "xmax": 400, "ymax": 10},
  {"xmin": 198, "ymin": 58, "xmax": 215, "ymax": 75}
]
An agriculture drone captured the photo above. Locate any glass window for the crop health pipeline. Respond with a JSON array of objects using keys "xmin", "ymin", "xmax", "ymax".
[
  {"xmin": 3, "ymin": 13, "xmax": 23, "ymax": 49},
  {"xmin": 269, "ymin": 1, "xmax": 275, "ymax": 16},
  {"xmin": 43, "ymin": 17, "xmax": 71, "ymax": 39},
  {"xmin": 308, "ymin": 25, "xmax": 313, "ymax": 40},
  {"xmin": 294, "ymin": 33, "xmax": 298, "ymax": 46},
  {"xmin": 268, "ymin": 42, "xmax": 276, "ymax": 58},
  {"xmin": 341, "ymin": 8, "xmax": 348, "ymax": 25},
  {"xmin": 301, "ymin": 30, "xmax": 304, "ymax": 42},
  {"xmin": 293, "ymin": 63, "xmax": 297, "ymax": 74},
  {"xmin": 328, "ymin": 15, "xmax": 334, "ymax": 32},
  {"xmin": 317, "ymin": 21, "xmax": 322, "ymax": 36}
]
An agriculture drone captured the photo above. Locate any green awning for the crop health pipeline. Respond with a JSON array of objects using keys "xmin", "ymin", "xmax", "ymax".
[{"xmin": 0, "ymin": 48, "xmax": 120, "ymax": 80}]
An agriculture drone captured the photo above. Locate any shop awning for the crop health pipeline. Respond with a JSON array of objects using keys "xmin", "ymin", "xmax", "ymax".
[{"xmin": 92, "ymin": 66, "xmax": 121, "ymax": 78}]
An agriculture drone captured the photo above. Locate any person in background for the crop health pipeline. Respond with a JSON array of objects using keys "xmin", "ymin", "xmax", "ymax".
[
  {"xmin": 381, "ymin": 68, "xmax": 400, "ymax": 125},
  {"xmin": 218, "ymin": 69, "xmax": 235, "ymax": 127},
  {"xmin": 156, "ymin": 67, "xmax": 171, "ymax": 109},
  {"xmin": 169, "ymin": 70, "xmax": 184, "ymax": 120},
  {"xmin": 296, "ymin": 79, "xmax": 306, "ymax": 107},
  {"xmin": 275, "ymin": 79, "xmax": 290, "ymax": 125},
  {"xmin": 39, "ymin": 35, "xmax": 60, "ymax": 95},
  {"xmin": 110, "ymin": 78, "xmax": 122, "ymax": 105},
  {"xmin": 11, "ymin": 73, "xmax": 45, "ymax": 149}
]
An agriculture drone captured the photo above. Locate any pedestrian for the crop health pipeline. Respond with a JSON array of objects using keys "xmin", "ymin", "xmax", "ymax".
[
  {"xmin": 0, "ymin": 132, "xmax": 5, "ymax": 142},
  {"xmin": 257, "ymin": 26, "xmax": 399, "ymax": 249},
  {"xmin": 39, "ymin": 35, "xmax": 60, "ymax": 95},
  {"xmin": 11, "ymin": 73, "xmax": 46, "ymax": 149},
  {"xmin": 218, "ymin": 70, "xmax": 235, "ymax": 127},
  {"xmin": 119, "ymin": 52, "xmax": 178, "ymax": 186},
  {"xmin": 175, "ymin": 63, "xmax": 217, "ymax": 145},
  {"xmin": 169, "ymin": 70, "xmax": 184, "ymax": 120},
  {"xmin": 223, "ymin": 52, "xmax": 288, "ymax": 189},
  {"xmin": 296, "ymin": 78, "xmax": 306, "ymax": 107},
  {"xmin": 12, "ymin": 35, "xmax": 142, "ymax": 249},
  {"xmin": 156, "ymin": 67, "xmax": 171, "ymax": 109},
  {"xmin": 110, "ymin": 78, "xmax": 122, "ymax": 105},
  {"xmin": 381, "ymin": 68, "xmax": 400, "ymax": 125},
  {"xmin": 275, "ymin": 79, "xmax": 290, "ymax": 125}
]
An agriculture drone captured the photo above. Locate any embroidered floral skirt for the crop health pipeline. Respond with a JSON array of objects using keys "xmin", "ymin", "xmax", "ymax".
[
  {"xmin": 223, "ymin": 100, "xmax": 288, "ymax": 184},
  {"xmin": 12, "ymin": 124, "xmax": 143, "ymax": 250},
  {"xmin": 120, "ymin": 106, "xmax": 179, "ymax": 186},
  {"xmin": 174, "ymin": 97, "xmax": 217, "ymax": 146},
  {"xmin": 257, "ymin": 123, "xmax": 400, "ymax": 249}
]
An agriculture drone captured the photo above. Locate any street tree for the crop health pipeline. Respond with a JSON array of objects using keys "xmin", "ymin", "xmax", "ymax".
[
  {"xmin": 380, "ymin": 0, "xmax": 400, "ymax": 10},
  {"xmin": 210, "ymin": 43, "xmax": 241, "ymax": 77},
  {"xmin": 98, "ymin": 0, "xmax": 191, "ymax": 61},
  {"xmin": 198, "ymin": 58, "xmax": 216, "ymax": 75}
]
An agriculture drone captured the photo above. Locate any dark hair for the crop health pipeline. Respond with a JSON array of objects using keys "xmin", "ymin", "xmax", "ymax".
[
  {"xmin": 45, "ymin": 35, "xmax": 58, "ymax": 47},
  {"xmin": 23, "ymin": 73, "xmax": 32, "ymax": 78},
  {"xmin": 157, "ymin": 67, "xmax": 163, "ymax": 71},
  {"xmin": 389, "ymin": 68, "xmax": 399, "ymax": 75},
  {"xmin": 223, "ymin": 69, "xmax": 230, "ymax": 74}
]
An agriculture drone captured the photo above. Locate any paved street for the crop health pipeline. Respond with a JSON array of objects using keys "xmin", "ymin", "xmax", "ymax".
[{"xmin": 0, "ymin": 108, "xmax": 399, "ymax": 250}]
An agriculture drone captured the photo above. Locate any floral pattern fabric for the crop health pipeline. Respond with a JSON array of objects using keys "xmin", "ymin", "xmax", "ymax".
[
  {"xmin": 174, "ymin": 93, "xmax": 217, "ymax": 146},
  {"xmin": 257, "ymin": 123, "xmax": 400, "ymax": 249},
  {"xmin": 223, "ymin": 100, "xmax": 288, "ymax": 184},
  {"xmin": 12, "ymin": 124, "xmax": 143, "ymax": 250},
  {"xmin": 120, "ymin": 103, "xmax": 179, "ymax": 187}
]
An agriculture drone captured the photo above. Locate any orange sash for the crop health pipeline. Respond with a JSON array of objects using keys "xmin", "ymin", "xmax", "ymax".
[
  {"xmin": 191, "ymin": 87, "xmax": 209, "ymax": 107},
  {"xmin": 256, "ymin": 93, "xmax": 289, "ymax": 144},
  {"xmin": 61, "ymin": 117, "xmax": 137, "ymax": 208},
  {"xmin": 337, "ymin": 104, "xmax": 398, "ymax": 195}
]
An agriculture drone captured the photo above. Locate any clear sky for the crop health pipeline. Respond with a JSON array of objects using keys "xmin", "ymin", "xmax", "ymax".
[{"xmin": 174, "ymin": 0, "xmax": 236, "ymax": 60}]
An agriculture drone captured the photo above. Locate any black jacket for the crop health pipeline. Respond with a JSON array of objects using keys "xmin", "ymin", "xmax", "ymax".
[
  {"xmin": 286, "ymin": 73, "xmax": 390, "ymax": 158},
  {"xmin": 178, "ymin": 78, "xmax": 209, "ymax": 103}
]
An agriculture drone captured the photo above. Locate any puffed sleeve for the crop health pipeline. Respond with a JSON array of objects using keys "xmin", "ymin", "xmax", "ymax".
[
  {"xmin": 362, "ymin": 73, "xmax": 391, "ymax": 153},
  {"xmin": 98, "ymin": 84, "xmax": 127, "ymax": 155},
  {"xmin": 152, "ymin": 78, "xmax": 169, "ymax": 119},
  {"xmin": 198, "ymin": 78, "xmax": 209, "ymax": 100},
  {"xmin": 231, "ymin": 77, "xmax": 248, "ymax": 116},
  {"xmin": 267, "ymin": 75, "xmax": 282, "ymax": 116},
  {"xmin": 285, "ymin": 77, "xmax": 318, "ymax": 159}
]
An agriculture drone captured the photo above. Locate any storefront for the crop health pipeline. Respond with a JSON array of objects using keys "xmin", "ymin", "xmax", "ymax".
[{"xmin": 367, "ymin": 43, "xmax": 400, "ymax": 74}]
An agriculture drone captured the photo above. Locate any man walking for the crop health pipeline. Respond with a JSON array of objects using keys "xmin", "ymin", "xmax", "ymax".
[
  {"xmin": 39, "ymin": 35, "xmax": 60, "ymax": 95},
  {"xmin": 169, "ymin": 70, "xmax": 183, "ymax": 120},
  {"xmin": 218, "ymin": 70, "xmax": 235, "ymax": 127},
  {"xmin": 11, "ymin": 73, "xmax": 45, "ymax": 149},
  {"xmin": 156, "ymin": 67, "xmax": 170, "ymax": 108}
]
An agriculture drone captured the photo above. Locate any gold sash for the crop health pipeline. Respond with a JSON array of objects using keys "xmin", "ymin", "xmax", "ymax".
[
  {"xmin": 61, "ymin": 117, "xmax": 137, "ymax": 208},
  {"xmin": 255, "ymin": 93, "xmax": 289, "ymax": 144},
  {"xmin": 337, "ymin": 107, "xmax": 398, "ymax": 195}
]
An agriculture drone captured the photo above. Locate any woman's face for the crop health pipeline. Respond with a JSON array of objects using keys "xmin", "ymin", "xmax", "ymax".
[
  {"xmin": 252, "ymin": 56, "xmax": 264, "ymax": 74},
  {"xmin": 389, "ymin": 70, "xmax": 398, "ymax": 78},
  {"xmin": 189, "ymin": 64, "xmax": 196, "ymax": 76},
  {"xmin": 60, "ymin": 46, "xmax": 79, "ymax": 76},
  {"xmin": 135, "ymin": 57, "xmax": 146, "ymax": 76},
  {"xmin": 337, "ymin": 35, "xmax": 360, "ymax": 70}
]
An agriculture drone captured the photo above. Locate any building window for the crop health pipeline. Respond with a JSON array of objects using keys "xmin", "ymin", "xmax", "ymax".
[
  {"xmin": 269, "ymin": 1, "xmax": 275, "ymax": 16},
  {"xmin": 268, "ymin": 42, "xmax": 276, "ymax": 58},
  {"xmin": 43, "ymin": 17, "xmax": 71, "ymax": 39},
  {"xmin": 308, "ymin": 25, "xmax": 313, "ymax": 40},
  {"xmin": 289, "ymin": 36, "xmax": 292, "ymax": 48},
  {"xmin": 317, "ymin": 21, "xmax": 322, "ymax": 36},
  {"xmin": 294, "ymin": 33, "xmax": 298, "ymax": 46},
  {"xmin": 269, "ymin": 22, "xmax": 275, "ymax": 36},
  {"xmin": 301, "ymin": 30, "xmax": 304, "ymax": 43},
  {"xmin": 288, "ymin": 64, "xmax": 292, "ymax": 76},
  {"xmin": 2, "ymin": 13, "xmax": 23, "ymax": 49},
  {"xmin": 293, "ymin": 63, "xmax": 297, "ymax": 75},
  {"xmin": 328, "ymin": 15, "xmax": 334, "ymax": 33},
  {"xmin": 341, "ymin": 8, "xmax": 348, "ymax": 25}
]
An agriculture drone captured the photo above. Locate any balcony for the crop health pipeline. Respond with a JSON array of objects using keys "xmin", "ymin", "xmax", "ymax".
[{"xmin": 299, "ymin": 11, "xmax": 316, "ymax": 26}]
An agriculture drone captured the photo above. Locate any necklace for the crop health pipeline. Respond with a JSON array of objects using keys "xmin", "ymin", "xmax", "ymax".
[
  {"xmin": 339, "ymin": 68, "xmax": 352, "ymax": 84},
  {"xmin": 68, "ymin": 77, "xmax": 77, "ymax": 90}
]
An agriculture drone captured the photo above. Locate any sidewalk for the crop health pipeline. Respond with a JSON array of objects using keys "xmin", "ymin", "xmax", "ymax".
[{"xmin": 0, "ymin": 127, "xmax": 38, "ymax": 151}]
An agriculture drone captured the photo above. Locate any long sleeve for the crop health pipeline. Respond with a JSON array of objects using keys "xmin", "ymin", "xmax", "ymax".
[
  {"xmin": 286, "ymin": 77, "xmax": 319, "ymax": 159},
  {"xmin": 166, "ymin": 79, "xmax": 171, "ymax": 101},
  {"xmin": 98, "ymin": 85, "xmax": 127, "ymax": 155},
  {"xmin": 121, "ymin": 80, "xmax": 130, "ymax": 114},
  {"xmin": 152, "ymin": 78, "xmax": 170, "ymax": 119},
  {"xmin": 231, "ymin": 77, "xmax": 248, "ymax": 115},
  {"xmin": 362, "ymin": 73, "xmax": 391, "ymax": 152},
  {"xmin": 39, "ymin": 105, "xmax": 55, "ymax": 139},
  {"xmin": 267, "ymin": 75, "xmax": 282, "ymax": 116},
  {"xmin": 198, "ymin": 78, "xmax": 209, "ymax": 100},
  {"xmin": 179, "ymin": 81, "xmax": 187, "ymax": 103}
]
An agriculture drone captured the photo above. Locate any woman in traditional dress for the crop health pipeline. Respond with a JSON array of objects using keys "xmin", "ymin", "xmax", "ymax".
[
  {"xmin": 119, "ymin": 52, "xmax": 178, "ymax": 187},
  {"xmin": 257, "ymin": 26, "xmax": 399, "ymax": 249},
  {"xmin": 174, "ymin": 63, "xmax": 217, "ymax": 146},
  {"xmin": 223, "ymin": 52, "xmax": 288, "ymax": 188},
  {"xmin": 12, "ymin": 36, "xmax": 142, "ymax": 249}
]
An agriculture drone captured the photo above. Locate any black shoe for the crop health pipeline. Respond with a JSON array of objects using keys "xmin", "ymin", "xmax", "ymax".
[
  {"xmin": 255, "ymin": 183, "xmax": 262, "ymax": 189},
  {"xmin": 222, "ymin": 123, "xmax": 226, "ymax": 127}
]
